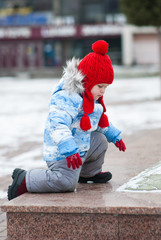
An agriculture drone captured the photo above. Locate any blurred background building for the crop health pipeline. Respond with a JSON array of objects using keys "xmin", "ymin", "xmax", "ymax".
[{"xmin": 0, "ymin": 0, "xmax": 159, "ymax": 72}]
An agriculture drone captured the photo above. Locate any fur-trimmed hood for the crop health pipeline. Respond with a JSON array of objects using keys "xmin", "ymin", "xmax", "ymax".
[{"xmin": 61, "ymin": 57, "xmax": 85, "ymax": 94}]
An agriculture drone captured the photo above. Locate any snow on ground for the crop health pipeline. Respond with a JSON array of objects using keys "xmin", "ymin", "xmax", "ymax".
[
  {"xmin": 0, "ymin": 76, "xmax": 161, "ymax": 181},
  {"xmin": 117, "ymin": 160, "xmax": 161, "ymax": 192},
  {"xmin": 105, "ymin": 76, "xmax": 161, "ymax": 134}
]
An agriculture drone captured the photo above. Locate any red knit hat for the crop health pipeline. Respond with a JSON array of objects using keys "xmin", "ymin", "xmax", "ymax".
[{"xmin": 78, "ymin": 40, "xmax": 114, "ymax": 131}]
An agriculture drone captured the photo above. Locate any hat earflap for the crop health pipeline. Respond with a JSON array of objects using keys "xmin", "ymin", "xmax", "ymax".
[
  {"xmin": 98, "ymin": 96, "xmax": 109, "ymax": 128},
  {"xmin": 80, "ymin": 89, "xmax": 94, "ymax": 131},
  {"xmin": 82, "ymin": 89, "xmax": 94, "ymax": 114},
  {"xmin": 98, "ymin": 96, "xmax": 106, "ymax": 112},
  {"xmin": 98, "ymin": 113, "xmax": 109, "ymax": 128},
  {"xmin": 80, "ymin": 113, "xmax": 91, "ymax": 131}
]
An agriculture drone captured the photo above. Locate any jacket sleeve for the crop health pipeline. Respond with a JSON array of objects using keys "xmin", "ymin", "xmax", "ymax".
[
  {"xmin": 96, "ymin": 122, "xmax": 122, "ymax": 144},
  {"xmin": 47, "ymin": 91, "xmax": 81, "ymax": 157}
]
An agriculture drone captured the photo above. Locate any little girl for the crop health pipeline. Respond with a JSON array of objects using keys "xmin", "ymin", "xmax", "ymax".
[{"xmin": 8, "ymin": 40, "xmax": 126, "ymax": 200}]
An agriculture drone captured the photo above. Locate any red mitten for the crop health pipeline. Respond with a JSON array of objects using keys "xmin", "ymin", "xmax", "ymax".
[
  {"xmin": 115, "ymin": 139, "xmax": 126, "ymax": 152},
  {"xmin": 66, "ymin": 153, "xmax": 83, "ymax": 170}
]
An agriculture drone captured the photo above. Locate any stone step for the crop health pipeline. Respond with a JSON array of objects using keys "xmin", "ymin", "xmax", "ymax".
[
  {"xmin": 1, "ymin": 183, "xmax": 161, "ymax": 240},
  {"xmin": 2, "ymin": 129, "xmax": 161, "ymax": 240}
]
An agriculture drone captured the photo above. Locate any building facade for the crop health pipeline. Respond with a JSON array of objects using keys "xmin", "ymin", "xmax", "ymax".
[
  {"xmin": 0, "ymin": 0, "xmax": 160, "ymax": 70},
  {"xmin": 0, "ymin": 0, "xmax": 124, "ymax": 70}
]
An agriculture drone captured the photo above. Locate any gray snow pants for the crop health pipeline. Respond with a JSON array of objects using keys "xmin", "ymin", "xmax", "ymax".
[{"xmin": 26, "ymin": 132, "xmax": 108, "ymax": 193}]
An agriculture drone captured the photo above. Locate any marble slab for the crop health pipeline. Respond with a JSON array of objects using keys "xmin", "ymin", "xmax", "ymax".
[
  {"xmin": 118, "ymin": 215, "xmax": 161, "ymax": 240},
  {"xmin": 6, "ymin": 212, "xmax": 118, "ymax": 240},
  {"xmin": 2, "ymin": 183, "xmax": 161, "ymax": 240},
  {"xmin": 2, "ymin": 129, "xmax": 161, "ymax": 239}
]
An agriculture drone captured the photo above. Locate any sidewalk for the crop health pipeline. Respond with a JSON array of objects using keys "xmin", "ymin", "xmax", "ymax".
[
  {"xmin": 0, "ymin": 64, "xmax": 159, "ymax": 79},
  {"xmin": 1, "ymin": 128, "xmax": 161, "ymax": 239},
  {"xmin": 0, "ymin": 175, "xmax": 10, "ymax": 240},
  {"xmin": 0, "ymin": 200, "xmax": 7, "ymax": 240}
]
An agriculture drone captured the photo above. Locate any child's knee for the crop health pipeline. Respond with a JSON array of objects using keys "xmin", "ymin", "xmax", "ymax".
[
  {"xmin": 59, "ymin": 178, "xmax": 77, "ymax": 192},
  {"xmin": 102, "ymin": 135, "xmax": 108, "ymax": 151},
  {"xmin": 97, "ymin": 133, "xmax": 108, "ymax": 151},
  {"xmin": 49, "ymin": 174, "xmax": 78, "ymax": 192}
]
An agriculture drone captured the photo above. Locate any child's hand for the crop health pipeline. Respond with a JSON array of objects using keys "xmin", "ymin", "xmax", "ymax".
[
  {"xmin": 115, "ymin": 139, "xmax": 126, "ymax": 152},
  {"xmin": 66, "ymin": 153, "xmax": 83, "ymax": 170}
]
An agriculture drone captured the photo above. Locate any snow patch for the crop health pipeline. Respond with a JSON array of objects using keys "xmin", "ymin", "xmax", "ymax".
[{"xmin": 117, "ymin": 161, "xmax": 161, "ymax": 192}]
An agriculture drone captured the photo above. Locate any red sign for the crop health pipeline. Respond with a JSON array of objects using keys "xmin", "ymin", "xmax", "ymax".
[{"xmin": 0, "ymin": 24, "xmax": 122, "ymax": 40}]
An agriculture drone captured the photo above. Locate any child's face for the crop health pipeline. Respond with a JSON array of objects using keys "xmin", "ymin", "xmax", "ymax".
[{"xmin": 91, "ymin": 84, "xmax": 109, "ymax": 100}]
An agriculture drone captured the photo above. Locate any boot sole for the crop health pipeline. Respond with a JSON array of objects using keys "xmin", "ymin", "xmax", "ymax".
[
  {"xmin": 12, "ymin": 168, "xmax": 23, "ymax": 179},
  {"xmin": 8, "ymin": 168, "xmax": 26, "ymax": 201},
  {"xmin": 79, "ymin": 172, "xmax": 112, "ymax": 183}
]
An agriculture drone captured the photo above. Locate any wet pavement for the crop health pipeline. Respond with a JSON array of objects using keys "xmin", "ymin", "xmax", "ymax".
[{"xmin": 1, "ymin": 128, "xmax": 161, "ymax": 239}]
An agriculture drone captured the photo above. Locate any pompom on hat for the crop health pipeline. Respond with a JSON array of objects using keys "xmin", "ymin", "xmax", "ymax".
[{"xmin": 78, "ymin": 40, "xmax": 114, "ymax": 131}]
